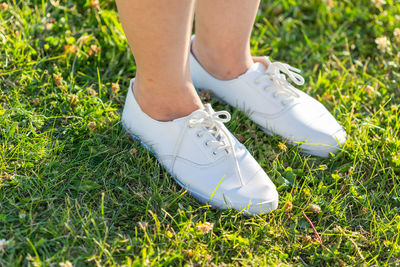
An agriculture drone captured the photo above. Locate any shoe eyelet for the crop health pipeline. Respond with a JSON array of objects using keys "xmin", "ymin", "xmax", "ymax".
[
  {"xmin": 212, "ymin": 151, "xmax": 217, "ymax": 156},
  {"xmin": 204, "ymin": 141, "xmax": 209, "ymax": 147}
]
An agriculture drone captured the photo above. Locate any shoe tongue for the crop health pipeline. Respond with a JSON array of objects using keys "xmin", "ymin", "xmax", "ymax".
[
  {"xmin": 172, "ymin": 106, "xmax": 209, "ymax": 124},
  {"xmin": 247, "ymin": 62, "xmax": 267, "ymax": 74},
  {"xmin": 239, "ymin": 62, "xmax": 270, "ymax": 82},
  {"xmin": 190, "ymin": 108, "xmax": 209, "ymax": 118},
  {"xmin": 203, "ymin": 103, "xmax": 214, "ymax": 114},
  {"xmin": 187, "ymin": 104, "xmax": 214, "ymax": 118}
]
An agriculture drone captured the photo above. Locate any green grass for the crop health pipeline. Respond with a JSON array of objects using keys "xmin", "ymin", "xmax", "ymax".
[{"xmin": 1, "ymin": 0, "xmax": 399, "ymax": 265}]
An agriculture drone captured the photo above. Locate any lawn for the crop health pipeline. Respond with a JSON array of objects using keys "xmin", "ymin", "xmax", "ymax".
[{"xmin": 1, "ymin": 0, "xmax": 399, "ymax": 265}]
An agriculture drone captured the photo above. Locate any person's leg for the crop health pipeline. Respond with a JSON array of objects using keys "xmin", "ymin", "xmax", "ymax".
[
  {"xmin": 116, "ymin": 0, "xmax": 202, "ymax": 121},
  {"xmin": 192, "ymin": 0, "xmax": 260, "ymax": 80}
]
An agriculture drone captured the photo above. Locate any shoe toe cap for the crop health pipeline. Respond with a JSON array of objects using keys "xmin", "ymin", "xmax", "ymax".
[
  {"xmin": 298, "ymin": 112, "xmax": 347, "ymax": 157},
  {"xmin": 222, "ymin": 170, "xmax": 279, "ymax": 215}
]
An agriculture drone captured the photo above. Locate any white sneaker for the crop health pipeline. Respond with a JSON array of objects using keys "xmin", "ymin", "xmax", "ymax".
[
  {"xmin": 190, "ymin": 43, "xmax": 347, "ymax": 157},
  {"xmin": 121, "ymin": 79, "xmax": 278, "ymax": 214}
]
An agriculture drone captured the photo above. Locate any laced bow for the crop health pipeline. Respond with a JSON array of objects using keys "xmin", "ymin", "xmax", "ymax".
[
  {"xmin": 255, "ymin": 57, "xmax": 305, "ymax": 105},
  {"xmin": 188, "ymin": 107, "xmax": 232, "ymax": 155}
]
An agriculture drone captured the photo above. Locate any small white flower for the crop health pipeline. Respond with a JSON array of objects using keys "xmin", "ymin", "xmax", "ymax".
[
  {"xmin": 45, "ymin": 23, "xmax": 53, "ymax": 31},
  {"xmin": 375, "ymin": 36, "xmax": 391, "ymax": 53},
  {"xmin": 308, "ymin": 204, "xmax": 322, "ymax": 213},
  {"xmin": 197, "ymin": 222, "xmax": 214, "ymax": 234},
  {"xmin": 371, "ymin": 0, "xmax": 386, "ymax": 8},
  {"xmin": 365, "ymin": 85, "xmax": 376, "ymax": 95},
  {"xmin": 324, "ymin": 0, "xmax": 334, "ymax": 9},
  {"xmin": 394, "ymin": 28, "xmax": 400, "ymax": 42},
  {"xmin": 0, "ymin": 239, "xmax": 9, "ymax": 252},
  {"xmin": 59, "ymin": 261, "xmax": 73, "ymax": 267}
]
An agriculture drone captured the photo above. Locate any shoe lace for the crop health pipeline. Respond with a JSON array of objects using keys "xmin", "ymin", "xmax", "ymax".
[
  {"xmin": 188, "ymin": 106, "xmax": 232, "ymax": 155},
  {"xmin": 185, "ymin": 104, "xmax": 245, "ymax": 186},
  {"xmin": 255, "ymin": 57, "xmax": 305, "ymax": 105}
]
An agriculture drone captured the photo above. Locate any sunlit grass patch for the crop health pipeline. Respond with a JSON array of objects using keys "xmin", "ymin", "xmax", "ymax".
[{"xmin": 1, "ymin": 0, "xmax": 399, "ymax": 265}]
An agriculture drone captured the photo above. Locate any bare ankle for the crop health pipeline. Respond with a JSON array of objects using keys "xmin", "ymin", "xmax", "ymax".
[
  {"xmin": 191, "ymin": 39, "xmax": 253, "ymax": 80},
  {"xmin": 133, "ymin": 80, "xmax": 203, "ymax": 122}
]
